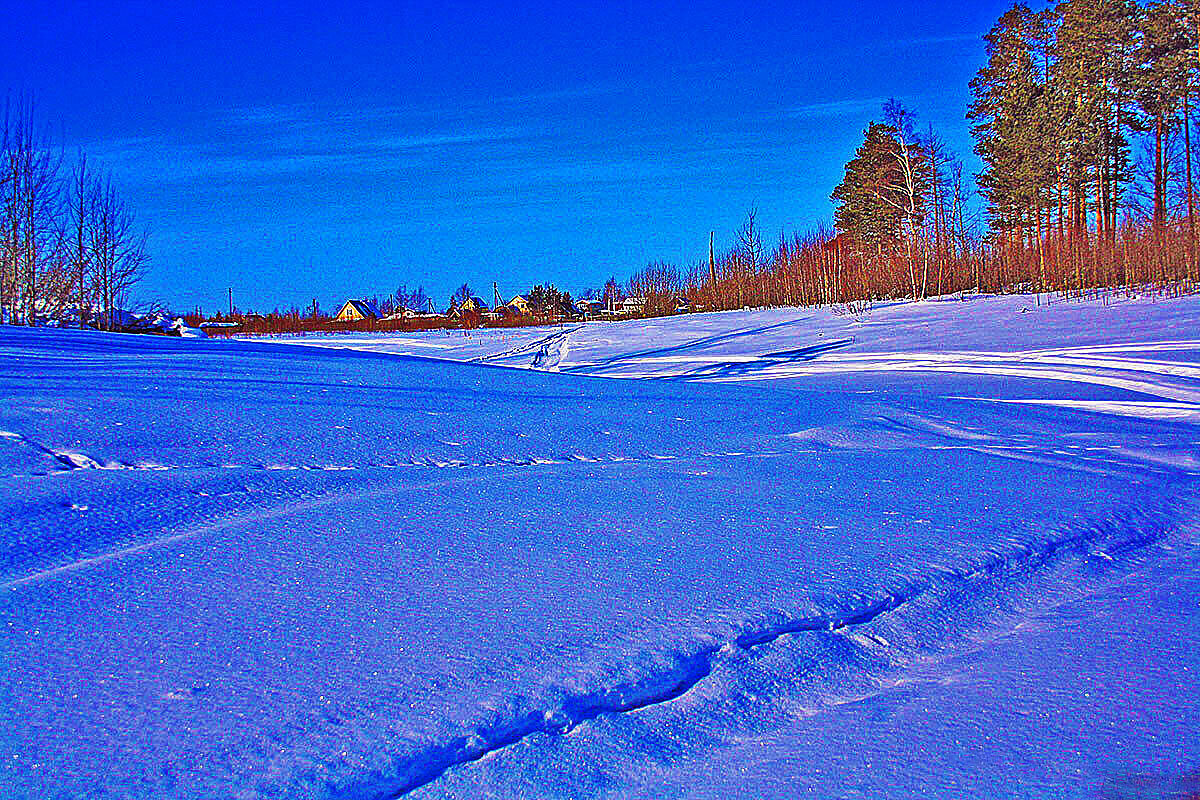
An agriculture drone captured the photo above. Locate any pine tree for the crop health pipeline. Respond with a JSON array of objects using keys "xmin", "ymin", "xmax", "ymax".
[
  {"xmin": 832, "ymin": 122, "xmax": 929, "ymax": 253},
  {"xmin": 1136, "ymin": 0, "xmax": 1192, "ymax": 237},
  {"xmin": 1054, "ymin": 0, "xmax": 1139, "ymax": 243},
  {"xmin": 969, "ymin": 5, "xmax": 1054, "ymax": 251}
]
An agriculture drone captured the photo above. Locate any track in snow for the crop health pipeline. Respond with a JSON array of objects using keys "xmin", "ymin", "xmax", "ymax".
[{"xmin": 334, "ymin": 499, "xmax": 1193, "ymax": 800}]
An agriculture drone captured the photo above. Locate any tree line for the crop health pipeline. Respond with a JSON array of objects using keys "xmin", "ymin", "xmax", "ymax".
[
  {"xmin": 2, "ymin": 96, "xmax": 149, "ymax": 328},
  {"xmin": 617, "ymin": 0, "xmax": 1200, "ymax": 316},
  {"xmin": 968, "ymin": 0, "xmax": 1198, "ymax": 290}
]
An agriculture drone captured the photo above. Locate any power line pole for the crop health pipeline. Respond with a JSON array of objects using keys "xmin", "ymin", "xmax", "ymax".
[
  {"xmin": 709, "ymin": 231, "xmax": 716, "ymax": 286},
  {"xmin": 228, "ymin": 287, "xmax": 233, "ymax": 317}
]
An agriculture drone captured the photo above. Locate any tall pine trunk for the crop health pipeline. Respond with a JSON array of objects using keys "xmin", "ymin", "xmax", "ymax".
[
  {"xmin": 1154, "ymin": 114, "xmax": 1166, "ymax": 242},
  {"xmin": 1187, "ymin": 92, "xmax": 1196, "ymax": 282}
]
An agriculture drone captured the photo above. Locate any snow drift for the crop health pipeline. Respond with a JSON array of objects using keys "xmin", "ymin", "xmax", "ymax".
[{"xmin": 1, "ymin": 294, "xmax": 1198, "ymax": 799}]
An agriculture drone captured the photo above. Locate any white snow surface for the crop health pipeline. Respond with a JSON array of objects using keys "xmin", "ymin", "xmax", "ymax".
[{"xmin": 2, "ymin": 292, "xmax": 1199, "ymax": 799}]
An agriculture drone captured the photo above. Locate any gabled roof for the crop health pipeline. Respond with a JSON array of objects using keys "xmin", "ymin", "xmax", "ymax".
[
  {"xmin": 450, "ymin": 296, "xmax": 490, "ymax": 315},
  {"xmin": 506, "ymin": 295, "xmax": 534, "ymax": 314},
  {"xmin": 337, "ymin": 299, "xmax": 381, "ymax": 319}
]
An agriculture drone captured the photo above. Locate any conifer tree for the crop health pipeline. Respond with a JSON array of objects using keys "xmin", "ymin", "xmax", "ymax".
[
  {"xmin": 1054, "ymin": 0, "xmax": 1139, "ymax": 241},
  {"xmin": 1136, "ymin": 0, "xmax": 1193, "ymax": 236},
  {"xmin": 832, "ymin": 122, "xmax": 929, "ymax": 253},
  {"xmin": 969, "ymin": 5, "xmax": 1052, "ymax": 249}
]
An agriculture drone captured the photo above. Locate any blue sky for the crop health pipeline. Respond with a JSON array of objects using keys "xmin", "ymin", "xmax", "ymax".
[{"xmin": 3, "ymin": 0, "xmax": 1012, "ymax": 312}]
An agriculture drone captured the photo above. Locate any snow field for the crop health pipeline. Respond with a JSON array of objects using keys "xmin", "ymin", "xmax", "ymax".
[{"xmin": 1, "ymin": 293, "xmax": 1198, "ymax": 798}]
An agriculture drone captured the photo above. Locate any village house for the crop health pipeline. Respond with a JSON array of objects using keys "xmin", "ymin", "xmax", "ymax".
[
  {"xmin": 574, "ymin": 298, "xmax": 605, "ymax": 316},
  {"xmin": 617, "ymin": 296, "xmax": 646, "ymax": 316},
  {"xmin": 505, "ymin": 294, "xmax": 534, "ymax": 316},
  {"xmin": 381, "ymin": 304, "xmax": 439, "ymax": 321},
  {"xmin": 449, "ymin": 296, "xmax": 490, "ymax": 319},
  {"xmin": 552, "ymin": 299, "xmax": 582, "ymax": 321},
  {"xmin": 333, "ymin": 299, "xmax": 381, "ymax": 322}
]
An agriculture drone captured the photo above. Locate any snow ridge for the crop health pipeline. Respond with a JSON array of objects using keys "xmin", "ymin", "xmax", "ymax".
[
  {"xmin": 3, "ymin": 444, "xmax": 787, "ymax": 480},
  {"xmin": 329, "ymin": 500, "xmax": 1187, "ymax": 800},
  {"xmin": 0, "ymin": 429, "xmax": 114, "ymax": 471}
]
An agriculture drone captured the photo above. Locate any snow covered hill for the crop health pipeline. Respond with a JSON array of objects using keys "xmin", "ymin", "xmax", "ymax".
[{"xmin": 2, "ymin": 293, "xmax": 1199, "ymax": 799}]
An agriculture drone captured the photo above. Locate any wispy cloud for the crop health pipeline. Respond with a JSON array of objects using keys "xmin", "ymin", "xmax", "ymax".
[
  {"xmin": 892, "ymin": 33, "xmax": 980, "ymax": 48},
  {"xmin": 786, "ymin": 97, "xmax": 886, "ymax": 120},
  {"xmin": 77, "ymin": 100, "xmax": 536, "ymax": 188},
  {"xmin": 220, "ymin": 82, "xmax": 622, "ymax": 132}
]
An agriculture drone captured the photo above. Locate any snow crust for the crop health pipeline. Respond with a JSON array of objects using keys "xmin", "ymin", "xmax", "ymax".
[{"xmin": 2, "ymin": 293, "xmax": 1199, "ymax": 799}]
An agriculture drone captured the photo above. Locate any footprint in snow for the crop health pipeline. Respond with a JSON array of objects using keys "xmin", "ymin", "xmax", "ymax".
[{"xmin": 163, "ymin": 683, "xmax": 211, "ymax": 701}]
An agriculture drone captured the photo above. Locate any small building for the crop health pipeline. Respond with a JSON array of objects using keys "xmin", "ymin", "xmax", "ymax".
[
  {"xmin": 334, "ymin": 299, "xmax": 381, "ymax": 322},
  {"xmin": 617, "ymin": 296, "xmax": 646, "ymax": 316},
  {"xmin": 574, "ymin": 298, "xmax": 605, "ymax": 316},
  {"xmin": 506, "ymin": 295, "xmax": 535, "ymax": 316},
  {"xmin": 449, "ymin": 296, "xmax": 490, "ymax": 319}
]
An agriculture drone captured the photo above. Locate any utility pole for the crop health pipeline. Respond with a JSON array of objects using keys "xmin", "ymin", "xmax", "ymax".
[
  {"xmin": 709, "ymin": 231, "xmax": 716, "ymax": 286},
  {"xmin": 493, "ymin": 281, "xmax": 502, "ymax": 310},
  {"xmin": 228, "ymin": 287, "xmax": 233, "ymax": 317}
]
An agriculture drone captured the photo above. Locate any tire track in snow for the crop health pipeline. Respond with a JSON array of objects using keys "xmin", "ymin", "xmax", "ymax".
[{"xmin": 330, "ymin": 500, "xmax": 1193, "ymax": 800}]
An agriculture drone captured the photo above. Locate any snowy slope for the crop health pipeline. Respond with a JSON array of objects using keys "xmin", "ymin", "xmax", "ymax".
[
  {"xmin": 282, "ymin": 293, "xmax": 1200, "ymax": 420},
  {"xmin": 2, "ymin": 293, "xmax": 1199, "ymax": 799}
]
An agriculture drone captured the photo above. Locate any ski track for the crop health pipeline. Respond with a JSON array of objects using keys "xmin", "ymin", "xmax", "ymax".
[
  {"xmin": 470, "ymin": 326, "xmax": 580, "ymax": 367},
  {"xmin": 1, "ymin": 448, "xmax": 800, "ymax": 588},
  {"xmin": 0, "ymin": 438, "xmax": 791, "ymax": 481},
  {"xmin": 592, "ymin": 346, "xmax": 1200, "ymax": 406},
  {"xmin": 330, "ymin": 501, "xmax": 1189, "ymax": 800},
  {"xmin": 955, "ymin": 397, "xmax": 1200, "ymax": 423},
  {"xmin": 4, "ymin": 433, "xmax": 1186, "ymax": 486},
  {"xmin": 283, "ymin": 324, "xmax": 1200, "ymax": 419},
  {"xmin": 2, "ymin": 469, "xmax": 524, "ymax": 590}
]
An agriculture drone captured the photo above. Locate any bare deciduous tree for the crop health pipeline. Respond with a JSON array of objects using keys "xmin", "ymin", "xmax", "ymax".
[
  {"xmin": 0, "ymin": 96, "xmax": 148, "ymax": 328},
  {"xmin": 1, "ymin": 96, "xmax": 62, "ymax": 324},
  {"xmin": 90, "ymin": 176, "xmax": 148, "ymax": 330},
  {"xmin": 67, "ymin": 152, "xmax": 97, "ymax": 327}
]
